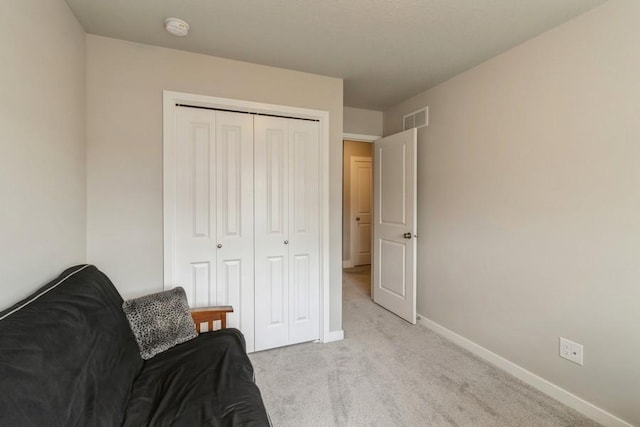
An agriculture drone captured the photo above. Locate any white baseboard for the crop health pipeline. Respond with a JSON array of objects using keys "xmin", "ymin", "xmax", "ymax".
[
  {"xmin": 325, "ymin": 329, "xmax": 344, "ymax": 343},
  {"xmin": 342, "ymin": 260, "xmax": 355, "ymax": 269},
  {"xmin": 417, "ymin": 314, "xmax": 632, "ymax": 427}
]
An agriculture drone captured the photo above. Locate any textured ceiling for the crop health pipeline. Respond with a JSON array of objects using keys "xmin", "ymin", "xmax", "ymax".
[{"xmin": 65, "ymin": 0, "xmax": 606, "ymax": 110}]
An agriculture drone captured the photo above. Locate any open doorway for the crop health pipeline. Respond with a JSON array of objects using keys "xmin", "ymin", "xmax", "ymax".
[
  {"xmin": 343, "ymin": 130, "xmax": 418, "ymax": 325},
  {"xmin": 343, "ymin": 139, "xmax": 374, "ymax": 298}
]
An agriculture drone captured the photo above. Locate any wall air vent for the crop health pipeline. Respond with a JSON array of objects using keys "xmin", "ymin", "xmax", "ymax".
[{"xmin": 403, "ymin": 106, "xmax": 429, "ymax": 131}]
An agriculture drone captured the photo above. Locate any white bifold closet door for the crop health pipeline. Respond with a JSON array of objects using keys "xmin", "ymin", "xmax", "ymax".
[
  {"xmin": 169, "ymin": 106, "xmax": 320, "ymax": 353},
  {"xmin": 254, "ymin": 116, "xmax": 320, "ymax": 352},
  {"xmin": 174, "ymin": 107, "xmax": 255, "ymax": 351}
]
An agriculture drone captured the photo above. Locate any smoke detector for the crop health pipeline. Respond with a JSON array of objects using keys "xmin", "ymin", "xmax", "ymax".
[{"xmin": 164, "ymin": 18, "xmax": 190, "ymax": 37}]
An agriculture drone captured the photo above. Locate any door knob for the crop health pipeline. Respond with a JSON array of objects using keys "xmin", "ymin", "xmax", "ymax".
[
  {"xmin": 217, "ymin": 244, "xmax": 222, "ymax": 248},
  {"xmin": 356, "ymin": 217, "xmax": 361, "ymax": 221},
  {"xmin": 403, "ymin": 232, "xmax": 412, "ymax": 239},
  {"xmin": 284, "ymin": 240, "xmax": 289, "ymax": 245}
]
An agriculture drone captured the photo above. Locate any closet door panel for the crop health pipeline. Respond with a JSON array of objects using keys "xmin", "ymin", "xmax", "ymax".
[
  {"xmin": 292, "ymin": 254, "xmax": 311, "ymax": 322},
  {"xmin": 256, "ymin": 253, "xmax": 288, "ymax": 350},
  {"xmin": 174, "ymin": 108, "xmax": 217, "ymax": 306},
  {"xmin": 215, "ymin": 111, "xmax": 254, "ymax": 350},
  {"xmin": 191, "ymin": 262, "xmax": 212, "ymax": 308},
  {"xmin": 288, "ymin": 120, "xmax": 320, "ymax": 344},
  {"xmin": 254, "ymin": 116, "xmax": 290, "ymax": 351}
]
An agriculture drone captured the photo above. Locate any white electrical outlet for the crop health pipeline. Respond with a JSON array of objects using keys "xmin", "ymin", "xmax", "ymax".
[{"xmin": 559, "ymin": 337, "xmax": 584, "ymax": 366}]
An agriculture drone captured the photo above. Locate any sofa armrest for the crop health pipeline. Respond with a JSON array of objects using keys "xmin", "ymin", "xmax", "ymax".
[{"xmin": 191, "ymin": 306, "xmax": 234, "ymax": 332}]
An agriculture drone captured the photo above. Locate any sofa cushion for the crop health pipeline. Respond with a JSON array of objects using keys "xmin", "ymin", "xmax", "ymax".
[
  {"xmin": 122, "ymin": 328, "xmax": 271, "ymax": 427},
  {"xmin": 123, "ymin": 286, "xmax": 198, "ymax": 359},
  {"xmin": 0, "ymin": 265, "xmax": 144, "ymax": 427}
]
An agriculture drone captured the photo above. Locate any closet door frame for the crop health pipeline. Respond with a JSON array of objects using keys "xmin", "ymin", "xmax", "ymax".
[{"xmin": 163, "ymin": 90, "xmax": 331, "ymax": 346}]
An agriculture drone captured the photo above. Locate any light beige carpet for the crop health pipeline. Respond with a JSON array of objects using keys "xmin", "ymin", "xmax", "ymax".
[{"xmin": 249, "ymin": 266, "xmax": 599, "ymax": 427}]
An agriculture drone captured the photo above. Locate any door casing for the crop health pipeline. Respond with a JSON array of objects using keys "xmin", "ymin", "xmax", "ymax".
[{"xmin": 342, "ymin": 133, "xmax": 380, "ymax": 297}]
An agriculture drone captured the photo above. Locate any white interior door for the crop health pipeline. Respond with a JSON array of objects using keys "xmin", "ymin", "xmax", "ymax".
[
  {"xmin": 372, "ymin": 128, "xmax": 417, "ymax": 324},
  {"xmin": 351, "ymin": 157, "xmax": 372, "ymax": 266},
  {"xmin": 214, "ymin": 111, "xmax": 254, "ymax": 349},
  {"xmin": 172, "ymin": 107, "xmax": 255, "ymax": 349},
  {"xmin": 174, "ymin": 107, "xmax": 216, "ymax": 310},
  {"xmin": 254, "ymin": 116, "xmax": 290, "ymax": 351},
  {"xmin": 254, "ymin": 116, "xmax": 320, "ymax": 351},
  {"xmin": 287, "ymin": 118, "xmax": 320, "ymax": 345}
]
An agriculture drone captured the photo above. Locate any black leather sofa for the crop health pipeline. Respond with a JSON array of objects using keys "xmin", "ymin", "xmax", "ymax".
[{"xmin": 0, "ymin": 265, "xmax": 270, "ymax": 426}]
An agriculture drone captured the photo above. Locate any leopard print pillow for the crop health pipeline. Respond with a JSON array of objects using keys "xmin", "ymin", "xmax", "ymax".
[{"xmin": 122, "ymin": 287, "xmax": 198, "ymax": 360}]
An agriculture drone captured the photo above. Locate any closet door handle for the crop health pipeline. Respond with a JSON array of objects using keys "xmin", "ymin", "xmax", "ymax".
[
  {"xmin": 217, "ymin": 244, "xmax": 222, "ymax": 249},
  {"xmin": 403, "ymin": 233, "xmax": 412, "ymax": 239},
  {"xmin": 284, "ymin": 240, "xmax": 289, "ymax": 245}
]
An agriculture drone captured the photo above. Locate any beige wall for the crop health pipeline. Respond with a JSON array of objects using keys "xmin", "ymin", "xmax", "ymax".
[
  {"xmin": 384, "ymin": 1, "xmax": 639, "ymax": 424},
  {"xmin": 86, "ymin": 35, "xmax": 344, "ymax": 331},
  {"xmin": 342, "ymin": 141, "xmax": 372, "ymax": 263},
  {"xmin": 344, "ymin": 107, "xmax": 383, "ymax": 136},
  {"xmin": 0, "ymin": 0, "xmax": 86, "ymax": 308}
]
